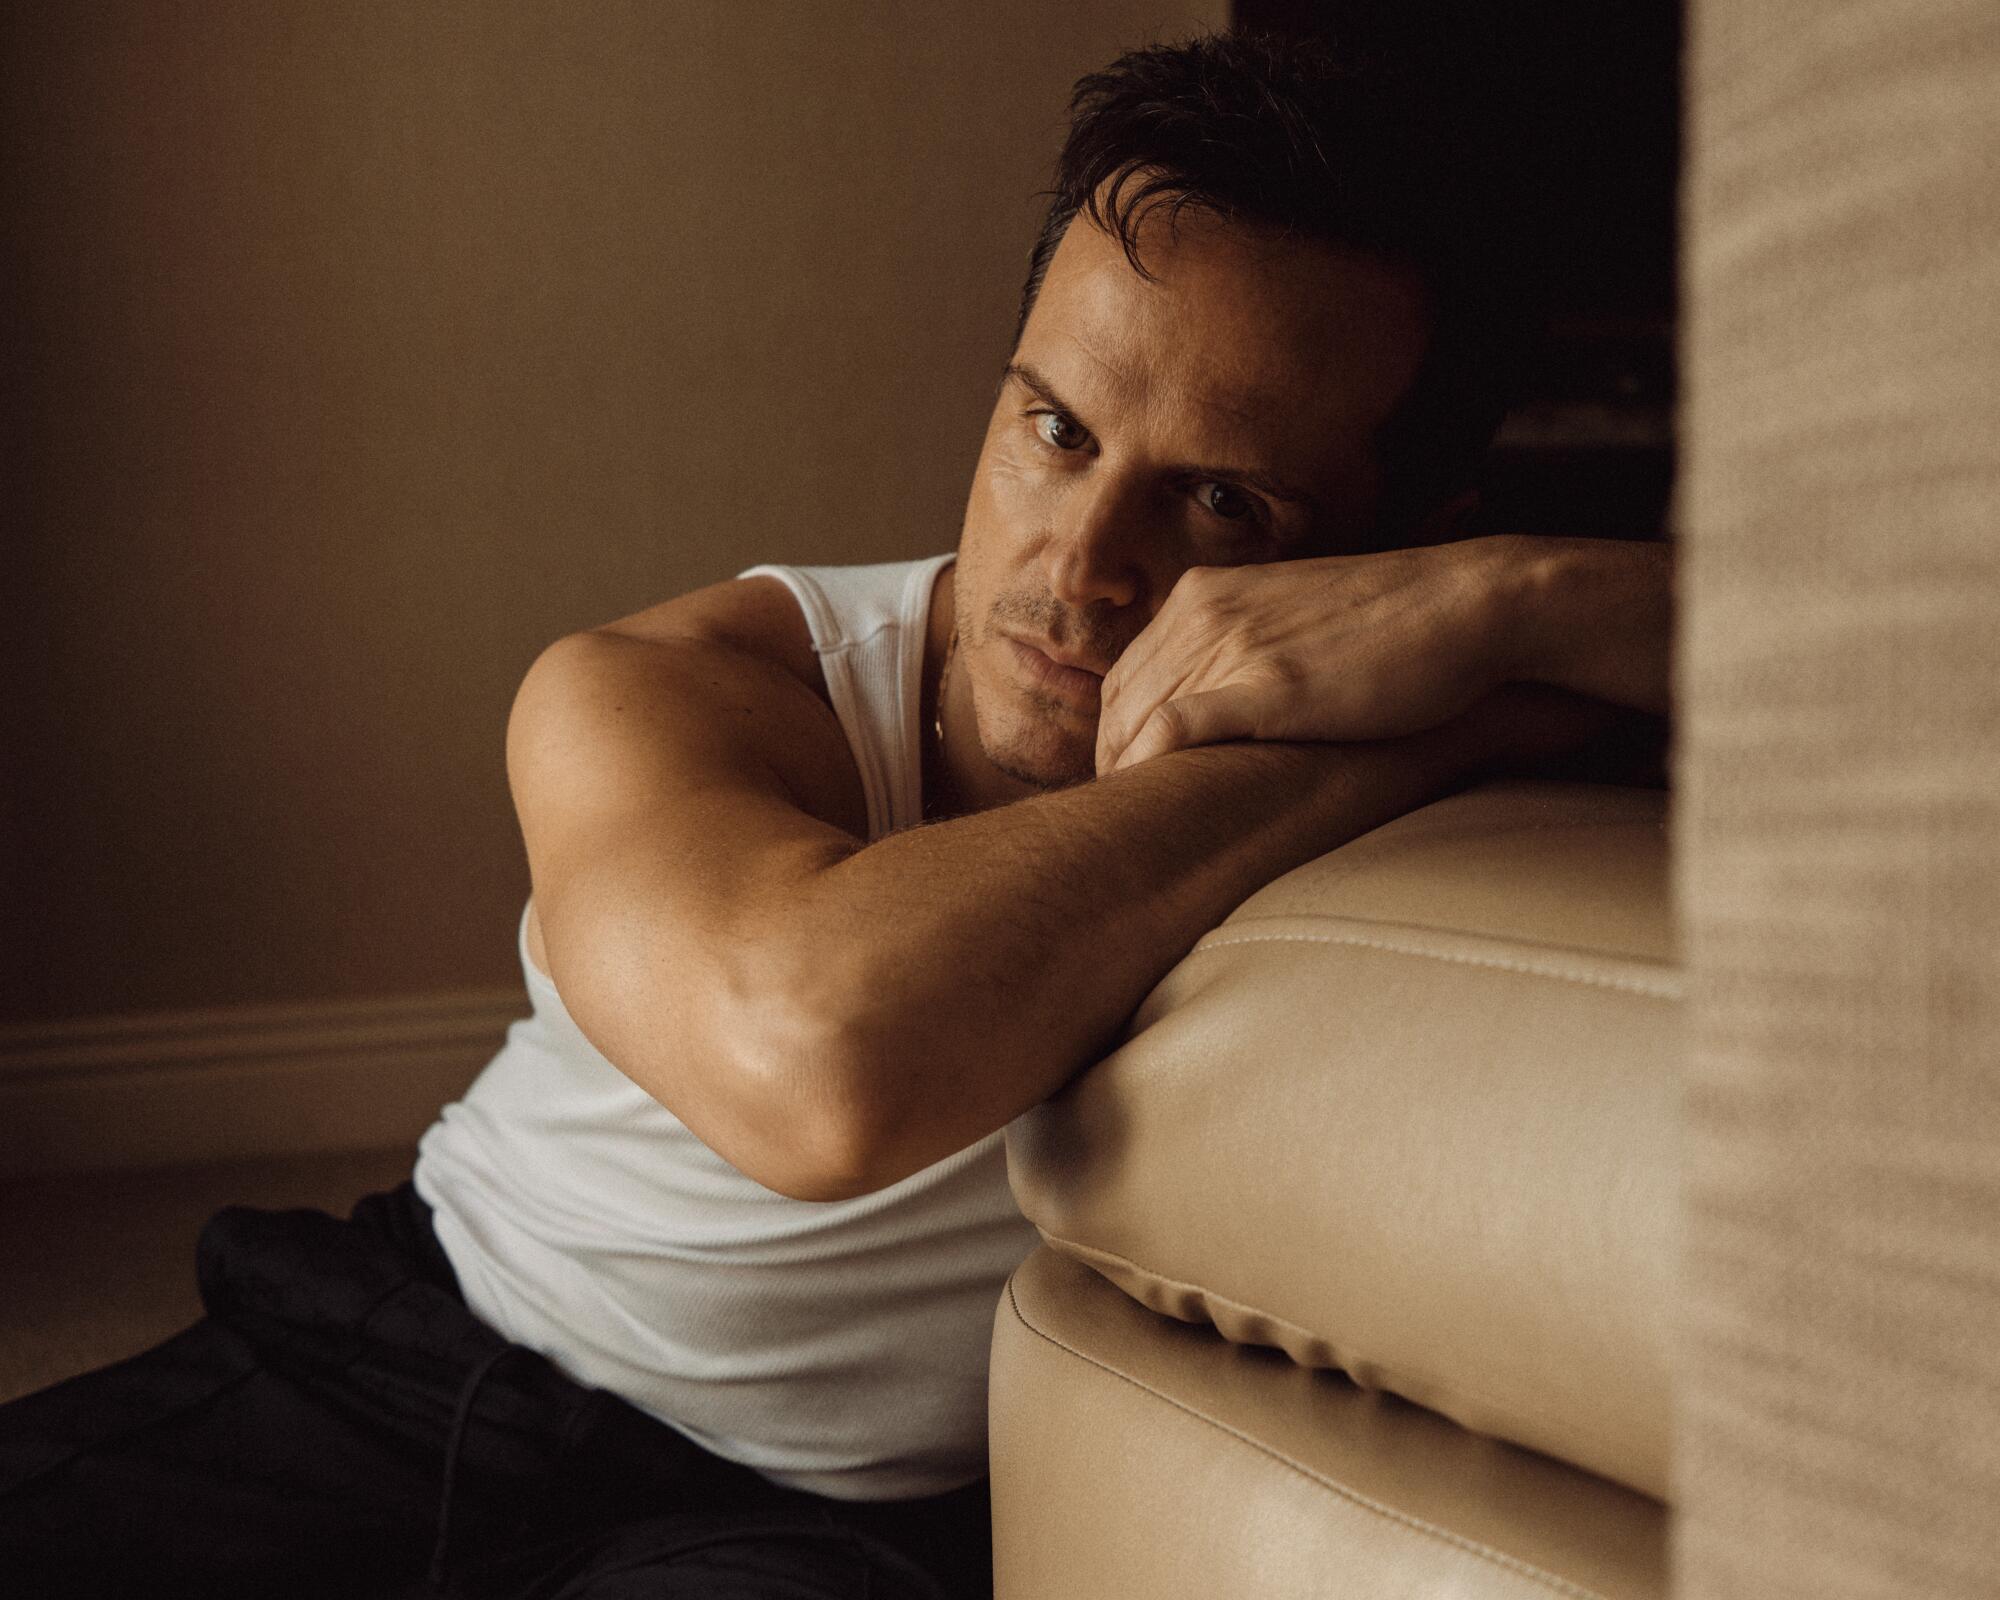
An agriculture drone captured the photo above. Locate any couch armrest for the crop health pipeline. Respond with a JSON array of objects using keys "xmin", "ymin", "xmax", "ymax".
[{"xmin": 1005, "ymin": 779, "xmax": 1680, "ymax": 1500}]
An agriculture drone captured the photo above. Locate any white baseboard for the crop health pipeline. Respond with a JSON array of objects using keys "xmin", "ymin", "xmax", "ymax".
[{"xmin": 0, "ymin": 988, "xmax": 527, "ymax": 1174}]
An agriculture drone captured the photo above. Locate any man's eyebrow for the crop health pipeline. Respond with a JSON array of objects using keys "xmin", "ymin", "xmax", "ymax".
[
  {"xmin": 998, "ymin": 361, "xmax": 1320, "ymax": 510},
  {"xmin": 999, "ymin": 361, "xmax": 1071, "ymax": 413}
]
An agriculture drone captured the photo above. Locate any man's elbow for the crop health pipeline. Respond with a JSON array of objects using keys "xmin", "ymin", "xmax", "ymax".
[
  {"xmin": 779, "ymin": 999, "xmax": 1034, "ymax": 1202},
  {"xmin": 699, "ymin": 910, "xmax": 945, "ymax": 1201},
  {"xmin": 751, "ymin": 1000, "xmax": 961, "ymax": 1202},
  {"xmin": 715, "ymin": 992, "xmax": 896, "ymax": 1203}
]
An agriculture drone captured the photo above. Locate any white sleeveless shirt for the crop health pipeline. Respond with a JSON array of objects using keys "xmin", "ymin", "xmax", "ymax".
[{"xmin": 413, "ymin": 551, "xmax": 1042, "ymax": 1501}]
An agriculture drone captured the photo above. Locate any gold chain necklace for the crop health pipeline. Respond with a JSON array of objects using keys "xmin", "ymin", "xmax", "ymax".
[
  {"xmin": 934, "ymin": 627, "xmax": 957, "ymax": 752},
  {"xmin": 927, "ymin": 626, "xmax": 957, "ymax": 820}
]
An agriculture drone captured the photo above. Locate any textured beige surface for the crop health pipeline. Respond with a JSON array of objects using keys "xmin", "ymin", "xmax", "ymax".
[
  {"xmin": 1678, "ymin": 0, "xmax": 2000, "ymax": 1593},
  {"xmin": 1007, "ymin": 781, "xmax": 1681, "ymax": 1500},
  {"xmin": 0, "ymin": 0, "xmax": 1223, "ymax": 1026},
  {"xmin": 991, "ymin": 1247, "xmax": 1667, "ymax": 1600},
  {"xmin": 0, "ymin": 1146, "xmax": 415, "ymax": 1404}
]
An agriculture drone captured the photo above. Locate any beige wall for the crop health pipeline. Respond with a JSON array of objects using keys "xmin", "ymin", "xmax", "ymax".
[
  {"xmin": 1677, "ymin": 0, "xmax": 2000, "ymax": 1591},
  {"xmin": 2, "ymin": 2, "xmax": 1223, "ymax": 1028}
]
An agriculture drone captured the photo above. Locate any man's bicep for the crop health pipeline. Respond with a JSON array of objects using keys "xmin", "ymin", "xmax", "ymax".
[
  {"xmin": 505, "ymin": 629, "xmax": 862, "ymax": 885},
  {"xmin": 503, "ymin": 629, "xmax": 868, "ymax": 1193}
]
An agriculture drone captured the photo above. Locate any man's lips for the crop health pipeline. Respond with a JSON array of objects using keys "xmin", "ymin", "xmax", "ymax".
[
  {"xmin": 1006, "ymin": 636, "xmax": 1107, "ymax": 700},
  {"xmin": 1009, "ymin": 635, "xmax": 1112, "ymax": 676}
]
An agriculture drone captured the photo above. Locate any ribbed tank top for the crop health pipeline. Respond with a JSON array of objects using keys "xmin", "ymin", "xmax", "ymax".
[{"xmin": 413, "ymin": 551, "xmax": 1042, "ymax": 1501}]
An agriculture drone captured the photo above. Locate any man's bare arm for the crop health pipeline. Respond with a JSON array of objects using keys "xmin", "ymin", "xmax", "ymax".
[
  {"xmin": 1498, "ymin": 535, "xmax": 1672, "ymax": 717},
  {"xmin": 798, "ymin": 726, "xmax": 1507, "ymax": 1196},
  {"xmin": 513, "ymin": 618, "xmax": 1604, "ymax": 1204},
  {"xmin": 1094, "ymin": 535, "xmax": 1672, "ymax": 773}
]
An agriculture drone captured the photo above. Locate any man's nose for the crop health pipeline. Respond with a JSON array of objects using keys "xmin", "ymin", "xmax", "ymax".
[{"xmin": 1040, "ymin": 469, "xmax": 1150, "ymax": 612}]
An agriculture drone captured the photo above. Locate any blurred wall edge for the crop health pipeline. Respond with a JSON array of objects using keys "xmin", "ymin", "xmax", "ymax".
[
  {"xmin": 1677, "ymin": 0, "xmax": 2000, "ymax": 1593},
  {"xmin": 0, "ymin": 3, "xmax": 1223, "ymax": 1169}
]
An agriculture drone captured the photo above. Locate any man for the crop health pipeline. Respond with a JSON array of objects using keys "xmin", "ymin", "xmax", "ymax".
[{"xmin": 0, "ymin": 29, "xmax": 1667, "ymax": 1600}]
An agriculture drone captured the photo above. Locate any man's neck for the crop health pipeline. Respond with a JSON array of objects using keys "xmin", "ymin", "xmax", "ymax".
[{"xmin": 923, "ymin": 559, "xmax": 1045, "ymax": 822}]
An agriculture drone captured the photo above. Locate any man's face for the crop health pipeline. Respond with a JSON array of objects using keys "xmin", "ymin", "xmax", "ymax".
[{"xmin": 950, "ymin": 202, "xmax": 1431, "ymax": 790}]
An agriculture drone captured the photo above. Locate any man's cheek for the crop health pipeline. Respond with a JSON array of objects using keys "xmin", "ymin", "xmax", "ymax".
[
  {"xmin": 979, "ymin": 444, "xmax": 1030, "ymax": 491},
  {"xmin": 981, "ymin": 452, "xmax": 1060, "ymax": 533}
]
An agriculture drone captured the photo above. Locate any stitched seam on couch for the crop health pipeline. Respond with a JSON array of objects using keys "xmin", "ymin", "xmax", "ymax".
[
  {"xmin": 1187, "ymin": 924, "xmax": 1682, "ymax": 1000},
  {"xmin": 1245, "ymin": 810, "xmax": 1668, "ymax": 900},
  {"xmin": 1032, "ymin": 1229, "xmax": 1655, "ymax": 1477},
  {"xmin": 1002, "ymin": 1277, "xmax": 1610, "ymax": 1600}
]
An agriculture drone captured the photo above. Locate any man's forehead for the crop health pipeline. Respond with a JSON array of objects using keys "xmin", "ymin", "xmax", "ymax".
[{"xmin": 1022, "ymin": 207, "xmax": 1429, "ymax": 455}]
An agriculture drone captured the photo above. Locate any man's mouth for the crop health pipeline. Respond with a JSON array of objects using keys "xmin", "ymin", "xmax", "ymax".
[{"xmin": 1006, "ymin": 636, "xmax": 1105, "ymax": 703}]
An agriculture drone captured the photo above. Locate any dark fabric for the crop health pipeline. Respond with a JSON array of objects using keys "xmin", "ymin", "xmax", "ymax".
[{"xmin": 0, "ymin": 1180, "xmax": 994, "ymax": 1600}]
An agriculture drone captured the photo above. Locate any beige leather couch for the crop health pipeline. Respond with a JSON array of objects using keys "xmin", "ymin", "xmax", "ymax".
[{"xmin": 988, "ymin": 779, "xmax": 1675, "ymax": 1598}]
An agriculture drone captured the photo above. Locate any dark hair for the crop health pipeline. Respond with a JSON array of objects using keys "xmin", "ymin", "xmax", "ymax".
[{"xmin": 1016, "ymin": 30, "xmax": 1527, "ymax": 543}]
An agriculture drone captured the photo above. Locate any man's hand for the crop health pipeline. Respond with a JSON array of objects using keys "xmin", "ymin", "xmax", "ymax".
[{"xmin": 1094, "ymin": 535, "xmax": 1672, "ymax": 775}]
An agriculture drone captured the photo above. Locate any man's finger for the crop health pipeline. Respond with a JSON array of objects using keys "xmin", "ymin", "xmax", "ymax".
[
  {"xmin": 1112, "ymin": 685, "xmax": 1265, "ymax": 770},
  {"xmin": 1095, "ymin": 650, "xmax": 1178, "ymax": 775}
]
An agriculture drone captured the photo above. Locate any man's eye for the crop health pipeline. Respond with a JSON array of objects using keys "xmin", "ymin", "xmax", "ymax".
[
  {"xmin": 1195, "ymin": 481, "xmax": 1263, "ymax": 523},
  {"xmin": 1030, "ymin": 411, "xmax": 1088, "ymax": 451}
]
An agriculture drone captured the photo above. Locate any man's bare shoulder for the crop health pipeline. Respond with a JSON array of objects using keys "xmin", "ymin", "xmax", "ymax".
[
  {"xmin": 590, "ymin": 574, "xmax": 829, "ymax": 713},
  {"xmin": 512, "ymin": 575, "xmax": 867, "ymax": 986},
  {"xmin": 508, "ymin": 572, "xmax": 868, "ymax": 892}
]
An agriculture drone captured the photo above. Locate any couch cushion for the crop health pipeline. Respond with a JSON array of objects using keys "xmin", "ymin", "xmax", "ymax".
[
  {"xmin": 1005, "ymin": 780, "xmax": 1679, "ymax": 1499},
  {"xmin": 991, "ymin": 1246, "xmax": 1667, "ymax": 1599}
]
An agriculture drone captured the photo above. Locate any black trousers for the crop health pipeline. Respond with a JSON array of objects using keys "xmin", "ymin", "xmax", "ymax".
[{"xmin": 0, "ymin": 1180, "xmax": 994, "ymax": 1599}]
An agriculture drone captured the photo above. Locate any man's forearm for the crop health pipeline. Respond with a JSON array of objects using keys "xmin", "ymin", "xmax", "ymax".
[
  {"xmin": 1502, "ymin": 535, "xmax": 1673, "ymax": 716},
  {"xmin": 793, "ymin": 724, "xmax": 1487, "ymax": 1192}
]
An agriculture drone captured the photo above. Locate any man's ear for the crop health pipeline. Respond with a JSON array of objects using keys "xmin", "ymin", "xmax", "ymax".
[{"xmin": 1405, "ymin": 487, "xmax": 1482, "ymax": 548}]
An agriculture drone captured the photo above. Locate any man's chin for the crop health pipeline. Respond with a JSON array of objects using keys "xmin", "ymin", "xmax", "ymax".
[{"xmin": 982, "ymin": 725, "xmax": 1099, "ymax": 792}]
